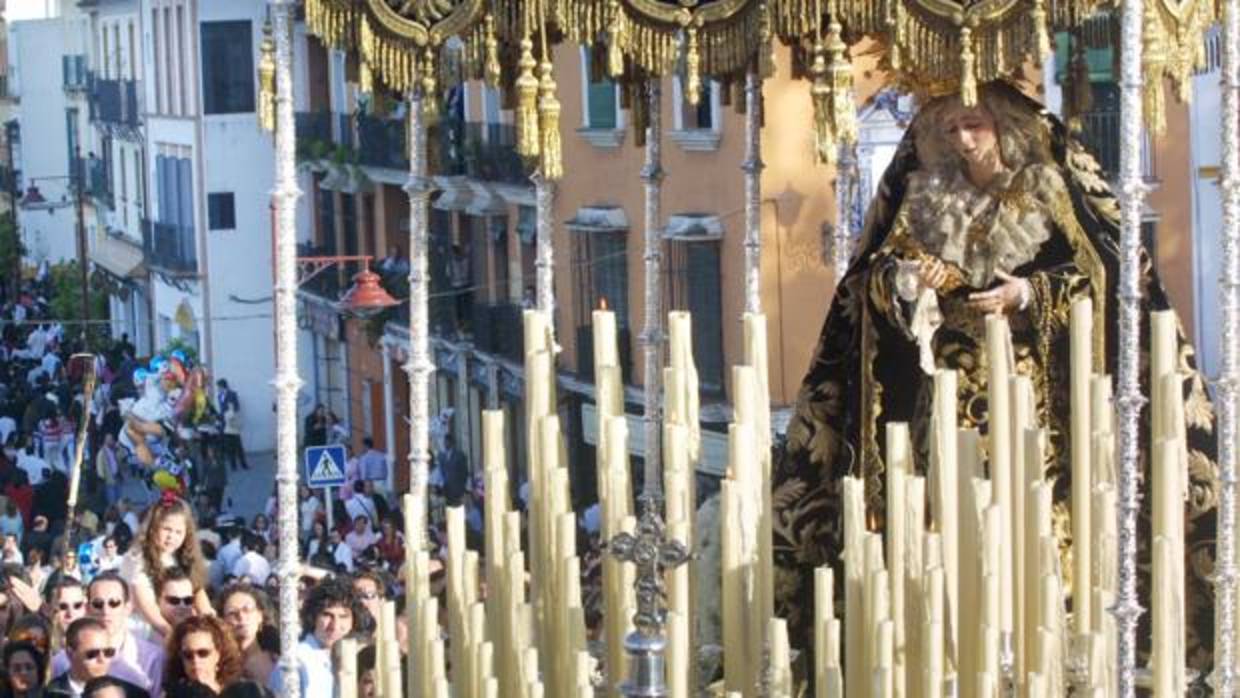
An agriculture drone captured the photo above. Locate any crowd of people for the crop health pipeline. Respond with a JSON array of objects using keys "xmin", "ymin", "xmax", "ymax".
[
  {"xmin": 0, "ymin": 277, "xmax": 462, "ymax": 698},
  {"xmin": 0, "ymin": 272, "xmax": 625, "ymax": 698}
]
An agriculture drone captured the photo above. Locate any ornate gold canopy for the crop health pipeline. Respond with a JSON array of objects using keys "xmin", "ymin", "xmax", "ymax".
[{"xmin": 298, "ymin": 0, "xmax": 1219, "ymax": 170}]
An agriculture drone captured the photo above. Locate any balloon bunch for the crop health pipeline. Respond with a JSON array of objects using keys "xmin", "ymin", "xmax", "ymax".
[{"xmin": 118, "ymin": 349, "xmax": 212, "ymax": 495}]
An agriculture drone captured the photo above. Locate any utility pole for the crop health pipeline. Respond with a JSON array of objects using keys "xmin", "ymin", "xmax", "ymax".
[
  {"xmin": 74, "ymin": 145, "xmax": 89, "ymax": 344},
  {"xmin": 5, "ymin": 122, "xmax": 18, "ymax": 301}
]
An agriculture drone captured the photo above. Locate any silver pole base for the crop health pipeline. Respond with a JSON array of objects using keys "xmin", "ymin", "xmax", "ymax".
[{"xmin": 619, "ymin": 630, "xmax": 668, "ymax": 698}]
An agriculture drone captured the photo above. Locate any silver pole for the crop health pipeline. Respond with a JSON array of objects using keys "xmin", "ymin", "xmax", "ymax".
[
  {"xmin": 382, "ymin": 340, "xmax": 397, "ymax": 495},
  {"xmin": 641, "ymin": 80, "xmax": 664, "ymax": 498},
  {"xmin": 404, "ymin": 91, "xmax": 432, "ymax": 551},
  {"xmin": 1115, "ymin": 1, "xmax": 1147, "ymax": 695},
  {"xmin": 1216, "ymin": 0, "xmax": 1240, "ymax": 692},
  {"xmin": 743, "ymin": 69, "xmax": 763, "ymax": 315},
  {"xmin": 832, "ymin": 145, "xmax": 856, "ymax": 287},
  {"xmin": 534, "ymin": 172, "xmax": 555, "ymax": 321},
  {"xmin": 270, "ymin": 2, "xmax": 303, "ymax": 697}
]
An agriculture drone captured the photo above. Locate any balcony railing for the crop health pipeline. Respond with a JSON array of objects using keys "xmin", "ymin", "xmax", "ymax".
[
  {"xmin": 357, "ymin": 115, "xmax": 408, "ymax": 171},
  {"xmin": 91, "ymin": 79, "xmax": 141, "ymax": 127},
  {"xmin": 62, "ymin": 55, "xmax": 88, "ymax": 92},
  {"xmin": 1076, "ymin": 109, "xmax": 1157, "ymax": 181},
  {"xmin": 142, "ymin": 218, "xmax": 197, "ymax": 274},
  {"xmin": 461, "ymin": 122, "xmax": 527, "ymax": 185},
  {"xmin": 336, "ymin": 113, "xmax": 355, "ymax": 150},
  {"xmin": 470, "ymin": 302, "xmax": 525, "ymax": 362},
  {"xmin": 87, "ymin": 157, "xmax": 111, "ymax": 207}
]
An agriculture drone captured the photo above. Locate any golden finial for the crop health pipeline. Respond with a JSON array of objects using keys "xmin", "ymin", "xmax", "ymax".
[{"xmin": 257, "ymin": 18, "xmax": 275, "ymax": 133}]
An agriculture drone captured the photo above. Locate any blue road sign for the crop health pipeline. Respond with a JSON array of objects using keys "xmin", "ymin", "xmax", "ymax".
[{"xmin": 304, "ymin": 444, "xmax": 348, "ymax": 488}]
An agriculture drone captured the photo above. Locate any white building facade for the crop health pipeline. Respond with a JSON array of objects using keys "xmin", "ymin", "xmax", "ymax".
[{"xmin": 139, "ymin": 0, "xmax": 289, "ymax": 451}]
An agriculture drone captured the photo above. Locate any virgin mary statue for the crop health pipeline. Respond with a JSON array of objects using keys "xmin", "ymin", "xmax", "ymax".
[{"xmin": 772, "ymin": 81, "xmax": 1219, "ymax": 668}]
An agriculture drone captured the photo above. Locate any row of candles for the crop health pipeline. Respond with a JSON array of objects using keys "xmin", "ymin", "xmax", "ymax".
[
  {"xmin": 331, "ymin": 297, "xmax": 1188, "ymax": 696},
  {"xmin": 813, "ymin": 301, "xmax": 1188, "ymax": 696}
]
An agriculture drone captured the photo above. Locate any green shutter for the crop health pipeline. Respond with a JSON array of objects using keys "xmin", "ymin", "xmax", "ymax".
[{"xmin": 587, "ymin": 81, "xmax": 617, "ymax": 129}]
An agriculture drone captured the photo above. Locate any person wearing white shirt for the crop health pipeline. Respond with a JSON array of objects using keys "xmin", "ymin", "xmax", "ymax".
[
  {"xmin": 343, "ymin": 516, "xmax": 379, "ymax": 558},
  {"xmin": 231, "ymin": 533, "xmax": 271, "ymax": 585},
  {"xmin": 269, "ymin": 579, "xmax": 364, "ymax": 698},
  {"xmin": 16, "ymin": 446, "xmax": 48, "ymax": 486},
  {"xmin": 0, "ymin": 416, "xmax": 16, "ymax": 446}
]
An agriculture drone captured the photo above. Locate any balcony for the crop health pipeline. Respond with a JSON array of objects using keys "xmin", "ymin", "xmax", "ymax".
[
  {"xmin": 470, "ymin": 302, "xmax": 525, "ymax": 362},
  {"xmin": 142, "ymin": 218, "xmax": 197, "ymax": 274},
  {"xmin": 461, "ymin": 122, "xmax": 527, "ymax": 185},
  {"xmin": 91, "ymin": 79, "xmax": 140, "ymax": 127},
  {"xmin": 1076, "ymin": 109, "xmax": 1157, "ymax": 182},
  {"xmin": 86, "ymin": 157, "xmax": 112, "ymax": 207},
  {"xmin": 62, "ymin": 55, "xmax": 88, "ymax": 93},
  {"xmin": 357, "ymin": 114, "xmax": 408, "ymax": 171}
]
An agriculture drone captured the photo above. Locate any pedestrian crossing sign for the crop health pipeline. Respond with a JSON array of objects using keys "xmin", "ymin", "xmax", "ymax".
[{"xmin": 304, "ymin": 445, "xmax": 347, "ymax": 488}]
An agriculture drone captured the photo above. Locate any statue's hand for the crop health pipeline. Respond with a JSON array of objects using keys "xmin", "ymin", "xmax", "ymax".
[
  {"xmin": 918, "ymin": 257, "xmax": 952, "ymax": 290},
  {"xmin": 967, "ymin": 270, "xmax": 1031, "ymax": 315}
]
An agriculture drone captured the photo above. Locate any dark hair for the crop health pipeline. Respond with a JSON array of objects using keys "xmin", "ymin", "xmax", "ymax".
[
  {"xmin": 45, "ymin": 577, "xmax": 86, "ymax": 606},
  {"xmin": 88, "ymin": 571, "xmax": 131, "ymax": 602},
  {"xmin": 362, "ymin": 437, "xmax": 373, "ymax": 449},
  {"xmin": 299, "ymin": 578, "xmax": 367, "ymax": 635},
  {"xmin": 214, "ymin": 585, "xmax": 274, "ymax": 629},
  {"xmin": 164, "ymin": 679, "xmax": 219, "ymax": 698},
  {"xmin": 357, "ymin": 644, "xmax": 376, "ymax": 673},
  {"xmin": 65, "ymin": 617, "xmax": 106, "ymax": 650},
  {"xmin": 157, "ymin": 566, "xmax": 195, "ymax": 594},
  {"xmin": 218, "ymin": 681, "xmax": 276, "ymax": 698},
  {"xmin": 82, "ymin": 676, "xmax": 128, "ymax": 698},
  {"xmin": 3, "ymin": 640, "xmax": 45, "ymax": 686}
]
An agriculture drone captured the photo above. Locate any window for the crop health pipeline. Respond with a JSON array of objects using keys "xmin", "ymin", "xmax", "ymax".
[
  {"xmin": 670, "ymin": 78, "xmax": 722, "ymax": 151},
  {"xmin": 667, "ymin": 238, "xmax": 724, "ymax": 393},
  {"xmin": 317, "ymin": 180, "xmax": 336, "ymax": 252},
  {"xmin": 208, "ymin": 192, "xmax": 235, "ymax": 230},
  {"xmin": 585, "ymin": 70, "xmax": 617, "ymax": 127},
  {"xmin": 341, "ymin": 193, "xmax": 358, "ymax": 256},
  {"xmin": 201, "ymin": 21, "xmax": 255, "ymax": 114},
  {"xmin": 578, "ymin": 49, "xmax": 624, "ymax": 147}
]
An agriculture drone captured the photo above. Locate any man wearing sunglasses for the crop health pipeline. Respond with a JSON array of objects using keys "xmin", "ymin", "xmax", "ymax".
[
  {"xmin": 49, "ymin": 573, "xmax": 163, "ymax": 698},
  {"xmin": 155, "ymin": 567, "xmax": 198, "ymax": 633},
  {"xmin": 45, "ymin": 617, "xmax": 148, "ymax": 698}
]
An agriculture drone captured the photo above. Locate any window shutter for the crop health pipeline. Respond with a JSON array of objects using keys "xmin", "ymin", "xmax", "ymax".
[
  {"xmin": 686, "ymin": 242, "xmax": 723, "ymax": 390},
  {"xmin": 587, "ymin": 82, "xmax": 617, "ymax": 129}
]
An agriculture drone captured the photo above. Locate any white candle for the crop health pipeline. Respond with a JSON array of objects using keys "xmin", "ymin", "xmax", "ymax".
[
  {"xmin": 886, "ymin": 423, "xmax": 910, "ymax": 697},
  {"xmin": 984, "ymin": 315, "xmax": 1014, "ymax": 635},
  {"xmin": 592, "ymin": 307, "xmax": 618, "ymax": 370},
  {"xmin": 1009, "ymin": 375, "xmax": 1034, "ymax": 681},
  {"xmin": 930, "ymin": 369, "xmax": 959, "ymax": 668},
  {"xmin": 1070, "ymin": 298, "xmax": 1093, "ymax": 637},
  {"xmin": 844, "ymin": 476, "xmax": 867, "ymax": 698}
]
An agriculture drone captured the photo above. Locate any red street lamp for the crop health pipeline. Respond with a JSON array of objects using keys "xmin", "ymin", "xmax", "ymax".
[{"xmin": 296, "ymin": 255, "xmax": 399, "ymax": 317}]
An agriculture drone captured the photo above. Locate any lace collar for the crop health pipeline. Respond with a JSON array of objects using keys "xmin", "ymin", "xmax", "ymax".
[{"xmin": 903, "ymin": 163, "xmax": 1061, "ymax": 288}]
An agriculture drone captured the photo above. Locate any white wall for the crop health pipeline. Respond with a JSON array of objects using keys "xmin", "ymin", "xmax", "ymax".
[
  {"xmin": 12, "ymin": 19, "xmax": 79, "ymax": 264},
  {"xmin": 1190, "ymin": 27, "xmax": 1223, "ymax": 381}
]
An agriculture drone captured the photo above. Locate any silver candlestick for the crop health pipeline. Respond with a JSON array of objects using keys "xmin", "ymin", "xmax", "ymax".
[{"xmin": 608, "ymin": 493, "xmax": 692, "ymax": 698}]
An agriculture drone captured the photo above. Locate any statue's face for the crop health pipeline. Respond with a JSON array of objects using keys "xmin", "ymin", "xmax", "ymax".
[{"xmin": 941, "ymin": 104, "xmax": 999, "ymax": 169}]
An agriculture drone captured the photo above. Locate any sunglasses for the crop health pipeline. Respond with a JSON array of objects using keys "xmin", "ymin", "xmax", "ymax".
[
  {"xmin": 58, "ymin": 601, "xmax": 85, "ymax": 612},
  {"xmin": 163, "ymin": 595, "xmax": 195, "ymax": 607},
  {"xmin": 90, "ymin": 599, "xmax": 124, "ymax": 610},
  {"xmin": 180, "ymin": 648, "xmax": 214, "ymax": 661},
  {"xmin": 82, "ymin": 647, "xmax": 116, "ymax": 660}
]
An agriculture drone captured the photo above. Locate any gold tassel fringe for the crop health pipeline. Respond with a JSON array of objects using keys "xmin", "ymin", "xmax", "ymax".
[
  {"xmin": 421, "ymin": 45, "xmax": 438, "ymax": 122},
  {"xmin": 685, "ymin": 26, "xmax": 702, "ymax": 106},
  {"xmin": 809, "ymin": 38, "xmax": 834, "ymax": 165},
  {"xmin": 484, "ymin": 14, "xmax": 502, "ymax": 87},
  {"xmin": 1032, "ymin": 0, "xmax": 1051, "ymax": 65},
  {"xmin": 516, "ymin": 38, "xmax": 541, "ymax": 159},
  {"xmin": 607, "ymin": 0, "xmax": 626, "ymax": 78},
  {"xmin": 538, "ymin": 60, "xmax": 563, "ymax": 180},
  {"xmin": 826, "ymin": 18, "xmax": 855, "ymax": 149},
  {"xmin": 257, "ymin": 20, "xmax": 275, "ymax": 133},
  {"xmin": 959, "ymin": 25, "xmax": 977, "ymax": 107}
]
